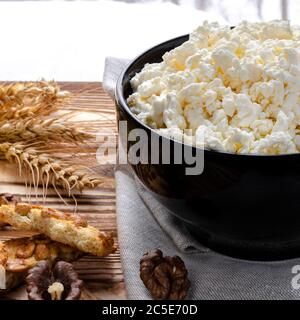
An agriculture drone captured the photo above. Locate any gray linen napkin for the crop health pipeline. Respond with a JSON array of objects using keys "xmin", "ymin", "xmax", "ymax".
[{"xmin": 104, "ymin": 57, "xmax": 300, "ymax": 300}]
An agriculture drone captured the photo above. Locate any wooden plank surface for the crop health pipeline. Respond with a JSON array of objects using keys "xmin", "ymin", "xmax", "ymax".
[{"xmin": 0, "ymin": 82, "xmax": 126, "ymax": 300}]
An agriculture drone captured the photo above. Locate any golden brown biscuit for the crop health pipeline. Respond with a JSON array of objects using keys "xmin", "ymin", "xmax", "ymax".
[
  {"xmin": 0, "ymin": 203, "xmax": 116, "ymax": 257},
  {"xmin": 0, "ymin": 194, "xmax": 21, "ymax": 229},
  {"xmin": 0, "ymin": 235, "xmax": 83, "ymax": 294}
]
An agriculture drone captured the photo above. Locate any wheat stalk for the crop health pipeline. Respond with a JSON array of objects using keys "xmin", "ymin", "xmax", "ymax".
[
  {"xmin": 0, "ymin": 118, "xmax": 92, "ymax": 143},
  {"xmin": 0, "ymin": 81, "xmax": 69, "ymax": 120},
  {"xmin": 0, "ymin": 81, "xmax": 104, "ymax": 201},
  {"xmin": 0, "ymin": 142, "xmax": 102, "ymax": 195}
]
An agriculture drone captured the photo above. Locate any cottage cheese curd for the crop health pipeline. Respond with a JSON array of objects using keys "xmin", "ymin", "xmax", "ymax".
[{"xmin": 127, "ymin": 21, "xmax": 300, "ymax": 155}]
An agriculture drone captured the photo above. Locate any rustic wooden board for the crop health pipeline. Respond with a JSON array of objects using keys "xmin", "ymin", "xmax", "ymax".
[{"xmin": 0, "ymin": 82, "xmax": 126, "ymax": 300}]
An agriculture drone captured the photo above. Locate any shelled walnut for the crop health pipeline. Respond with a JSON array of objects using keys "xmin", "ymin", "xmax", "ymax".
[
  {"xmin": 26, "ymin": 261, "xmax": 83, "ymax": 300},
  {"xmin": 140, "ymin": 249, "xmax": 191, "ymax": 300}
]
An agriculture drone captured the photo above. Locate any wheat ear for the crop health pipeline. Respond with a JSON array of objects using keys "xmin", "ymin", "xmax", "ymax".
[
  {"xmin": 0, "ymin": 142, "xmax": 102, "ymax": 194},
  {"xmin": 0, "ymin": 81, "xmax": 69, "ymax": 120},
  {"xmin": 0, "ymin": 83, "xmax": 27, "ymax": 109},
  {"xmin": 0, "ymin": 118, "xmax": 92, "ymax": 143}
]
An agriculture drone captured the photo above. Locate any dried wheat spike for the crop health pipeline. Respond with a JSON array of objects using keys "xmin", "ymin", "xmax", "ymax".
[
  {"xmin": 0, "ymin": 142, "xmax": 102, "ymax": 193},
  {"xmin": 0, "ymin": 81, "xmax": 69, "ymax": 120},
  {"xmin": 0, "ymin": 83, "xmax": 26, "ymax": 109},
  {"xmin": 0, "ymin": 118, "xmax": 92, "ymax": 143}
]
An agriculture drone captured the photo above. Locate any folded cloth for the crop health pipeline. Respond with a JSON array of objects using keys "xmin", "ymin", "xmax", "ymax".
[{"xmin": 104, "ymin": 57, "xmax": 300, "ymax": 300}]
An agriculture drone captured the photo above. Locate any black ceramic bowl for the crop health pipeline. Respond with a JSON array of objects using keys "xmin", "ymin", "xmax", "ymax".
[{"xmin": 115, "ymin": 35, "xmax": 300, "ymax": 261}]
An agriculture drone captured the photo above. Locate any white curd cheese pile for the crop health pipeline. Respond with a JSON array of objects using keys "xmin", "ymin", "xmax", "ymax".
[{"xmin": 127, "ymin": 20, "xmax": 300, "ymax": 155}]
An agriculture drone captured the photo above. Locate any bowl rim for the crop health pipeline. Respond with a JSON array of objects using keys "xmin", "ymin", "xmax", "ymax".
[{"xmin": 115, "ymin": 34, "xmax": 300, "ymax": 159}]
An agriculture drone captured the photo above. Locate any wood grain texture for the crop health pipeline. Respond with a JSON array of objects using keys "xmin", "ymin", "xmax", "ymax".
[{"xmin": 0, "ymin": 82, "xmax": 126, "ymax": 300}]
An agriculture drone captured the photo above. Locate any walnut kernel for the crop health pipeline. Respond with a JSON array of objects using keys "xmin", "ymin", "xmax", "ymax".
[
  {"xmin": 140, "ymin": 249, "xmax": 191, "ymax": 300},
  {"xmin": 26, "ymin": 261, "xmax": 83, "ymax": 300}
]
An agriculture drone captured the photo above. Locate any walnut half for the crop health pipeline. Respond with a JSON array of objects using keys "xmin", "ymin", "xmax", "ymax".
[
  {"xmin": 26, "ymin": 261, "xmax": 83, "ymax": 300},
  {"xmin": 140, "ymin": 249, "xmax": 191, "ymax": 300}
]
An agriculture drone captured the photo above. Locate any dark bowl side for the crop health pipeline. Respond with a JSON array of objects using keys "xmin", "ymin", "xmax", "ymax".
[{"xmin": 115, "ymin": 35, "xmax": 300, "ymax": 261}]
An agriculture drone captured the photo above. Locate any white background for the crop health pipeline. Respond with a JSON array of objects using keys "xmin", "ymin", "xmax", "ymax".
[{"xmin": 0, "ymin": 0, "xmax": 298, "ymax": 81}]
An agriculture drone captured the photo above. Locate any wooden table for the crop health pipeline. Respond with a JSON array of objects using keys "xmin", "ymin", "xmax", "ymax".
[{"xmin": 0, "ymin": 83, "xmax": 126, "ymax": 300}]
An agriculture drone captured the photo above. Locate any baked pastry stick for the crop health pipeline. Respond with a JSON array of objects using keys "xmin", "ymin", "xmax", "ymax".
[
  {"xmin": 0, "ymin": 235, "xmax": 83, "ymax": 294},
  {"xmin": 0, "ymin": 203, "xmax": 116, "ymax": 257},
  {"xmin": 0, "ymin": 193, "xmax": 21, "ymax": 230}
]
